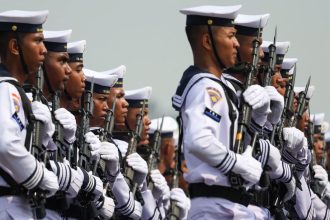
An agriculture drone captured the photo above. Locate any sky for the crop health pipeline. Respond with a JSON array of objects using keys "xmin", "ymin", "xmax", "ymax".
[{"xmin": 2, "ymin": 0, "xmax": 329, "ymax": 121}]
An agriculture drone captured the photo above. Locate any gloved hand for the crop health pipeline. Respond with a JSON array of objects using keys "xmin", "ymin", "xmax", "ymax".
[
  {"xmin": 126, "ymin": 153, "xmax": 148, "ymax": 187},
  {"xmin": 54, "ymin": 108, "xmax": 77, "ymax": 144},
  {"xmin": 80, "ymin": 169, "xmax": 103, "ymax": 201},
  {"xmin": 283, "ymin": 127, "xmax": 306, "ymax": 156},
  {"xmin": 170, "ymin": 188, "xmax": 190, "ymax": 220},
  {"xmin": 243, "ymin": 85, "xmax": 271, "ymax": 126},
  {"xmin": 313, "ymin": 165, "xmax": 330, "ymax": 198},
  {"xmin": 49, "ymin": 160, "xmax": 83, "ymax": 198},
  {"xmin": 232, "ymin": 146, "xmax": 262, "ymax": 185},
  {"xmin": 265, "ymin": 86, "xmax": 284, "ymax": 124},
  {"xmin": 84, "ymin": 131, "xmax": 101, "ymax": 158},
  {"xmin": 150, "ymin": 169, "xmax": 169, "ymax": 200},
  {"xmin": 39, "ymin": 165, "xmax": 59, "ymax": 198},
  {"xmin": 96, "ymin": 195, "xmax": 115, "ymax": 219},
  {"xmin": 31, "ymin": 101, "xmax": 55, "ymax": 146},
  {"xmin": 283, "ymin": 127, "xmax": 309, "ymax": 166},
  {"xmin": 91, "ymin": 141, "xmax": 119, "ymax": 177},
  {"xmin": 129, "ymin": 200, "xmax": 142, "ymax": 220}
]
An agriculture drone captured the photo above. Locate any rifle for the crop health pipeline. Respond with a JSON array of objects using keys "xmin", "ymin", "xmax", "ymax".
[
  {"xmin": 147, "ymin": 116, "xmax": 164, "ymax": 191},
  {"xmin": 263, "ymin": 27, "xmax": 277, "ymax": 87},
  {"xmin": 168, "ymin": 148, "xmax": 180, "ymax": 220},
  {"xmin": 77, "ymin": 78, "xmax": 94, "ymax": 171},
  {"xmin": 51, "ymin": 91, "xmax": 65, "ymax": 162},
  {"xmin": 228, "ymin": 21, "xmax": 262, "ymax": 188},
  {"xmin": 288, "ymin": 76, "xmax": 311, "ymax": 128},
  {"xmin": 93, "ymin": 97, "xmax": 117, "ymax": 175},
  {"xmin": 123, "ymin": 100, "xmax": 146, "ymax": 204},
  {"xmin": 270, "ymin": 64, "xmax": 297, "ymax": 145},
  {"xmin": 28, "ymin": 66, "xmax": 47, "ymax": 219}
]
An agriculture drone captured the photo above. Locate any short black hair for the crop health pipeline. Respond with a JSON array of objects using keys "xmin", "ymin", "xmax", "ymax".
[
  {"xmin": 0, "ymin": 31, "xmax": 27, "ymax": 60},
  {"xmin": 185, "ymin": 25, "xmax": 207, "ymax": 51}
]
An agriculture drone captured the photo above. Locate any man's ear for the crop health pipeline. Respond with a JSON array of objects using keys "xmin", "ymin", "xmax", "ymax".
[
  {"xmin": 201, "ymin": 32, "xmax": 212, "ymax": 51},
  {"xmin": 8, "ymin": 38, "xmax": 20, "ymax": 55}
]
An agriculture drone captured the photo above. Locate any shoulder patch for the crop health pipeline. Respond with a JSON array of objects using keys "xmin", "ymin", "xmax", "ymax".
[
  {"xmin": 11, "ymin": 92, "xmax": 20, "ymax": 112},
  {"xmin": 12, "ymin": 112, "xmax": 24, "ymax": 131},
  {"xmin": 204, "ymin": 107, "xmax": 221, "ymax": 122},
  {"xmin": 206, "ymin": 87, "xmax": 222, "ymax": 107}
]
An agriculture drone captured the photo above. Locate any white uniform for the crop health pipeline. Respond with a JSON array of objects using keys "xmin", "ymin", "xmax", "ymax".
[
  {"xmin": 0, "ymin": 77, "xmax": 43, "ymax": 219},
  {"xmin": 173, "ymin": 67, "xmax": 257, "ymax": 219}
]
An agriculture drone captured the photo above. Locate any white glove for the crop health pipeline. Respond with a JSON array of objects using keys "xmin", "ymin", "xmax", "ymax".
[
  {"xmin": 243, "ymin": 85, "xmax": 271, "ymax": 126},
  {"xmin": 313, "ymin": 165, "xmax": 330, "ymax": 198},
  {"xmin": 49, "ymin": 160, "xmax": 83, "ymax": 198},
  {"xmin": 126, "ymin": 153, "xmax": 148, "ymax": 187},
  {"xmin": 283, "ymin": 127, "xmax": 309, "ymax": 165},
  {"xmin": 265, "ymin": 86, "xmax": 284, "ymax": 124},
  {"xmin": 150, "ymin": 169, "xmax": 169, "ymax": 200},
  {"xmin": 84, "ymin": 131, "xmax": 101, "ymax": 152},
  {"xmin": 31, "ymin": 101, "xmax": 55, "ymax": 146},
  {"xmin": 170, "ymin": 188, "xmax": 190, "ymax": 220},
  {"xmin": 129, "ymin": 200, "xmax": 142, "ymax": 220},
  {"xmin": 54, "ymin": 108, "xmax": 77, "ymax": 144},
  {"xmin": 91, "ymin": 141, "xmax": 119, "ymax": 177},
  {"xmin": 232, "ymin": 146, "xmax": 262, "ymax": 185},
  {"xmin": 96, "ymin": 195, "xmax": 115, "ymax": 219},
  {"xmin": 39, "ymin": 165, "xmax": 59, "ymax": 198}
]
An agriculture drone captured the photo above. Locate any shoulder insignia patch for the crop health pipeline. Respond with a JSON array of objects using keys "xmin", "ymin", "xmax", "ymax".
[
  {"xmin": 204, "ymin": 107, "xmax": 221, "ymax": 122},
  {"xmin": 206, "ymin": 87, "xmax": 222, "ymax": 107},
  {"xmin": 11, "ymin": 92, "xmax": 20, "ymax": 112},
  {"xmin": 12, "ymin": 112, "xmax": 24, "ymax": 131}
]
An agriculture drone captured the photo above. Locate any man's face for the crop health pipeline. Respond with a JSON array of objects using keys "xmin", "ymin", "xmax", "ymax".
[
  {"xmin": 127, "ymin": 107, "xmax": 151, "ymax": 145},
  {"xmin": 212, "ymin": 26, "xmax": 239, "ymax": 68},
  {"xmin": 297, "ymin": 110, "xmax": 309, "ymax": 132},
  {"xmin": 67, "ymin": 62, "xmax": 85, "ymax": 99},
  {"xmin": 91, "ymin": 92, "xmax": 109, "ymax": 127},
  {"xmin": 314, "ymin": 133, "xmax": 325, "ymax": 162},
  {"xmin": 21, "ymin": 32, "xmax": 47, "ymax": 74},
  {"xmin": 44, "ymin": 51, "xmax": 72, "ymax": 92},
  {"xmin": 236, "ymin": 34, "xmax": 264, "ymax": 65},
  {"xmin": 109, "ymin": 87, "xmax": 128, "ymax": 130}
]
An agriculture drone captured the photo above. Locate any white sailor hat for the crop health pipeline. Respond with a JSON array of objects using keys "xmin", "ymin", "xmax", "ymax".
[
  {"xmin": 281, "ymin": 58, "xmax": 297, "ymax": 78},
  {"xmin": 84, "ymin": 68, "xmax": 118, "ymax": 94},
  {"xmin": 149, "ymin": 116, "xmax": 179, "ymax": 138},
  {"xmin": 234, "ymin": 13, "xmax": 270, "ymax": 37},
  {"xmin": 325, "ymin": 131, "xmax": 330, "ymax": 143},
  {"xmin": 100, "ymin": 65, "xmax": 126, "ymax": 88},
  {"xmin": 262, "ymin": 41, "xmax": 290, "ymax": 65},
  {"xmin": 310, "ymin": 113, "xmax": 325, "ymax": 134},
  {"xmin": 68, "ymin": 40, "xmax": 86, "ymax": 62},
  {"xmin": 180, "ymin": 5, "xmax": 241, "ymax": 27},
  {"xmin": 0, "ymin": 10, "xmax": 48, "ymax": 33},
  {"xmin": 43, "ymin": 30, "xmax": 72, "ymax": 52},
  {"xmin": 322, "ymin": 121, "xmax": 329, "ymax": 134},
  {"xmin": 294, "ymin": 85, "xmax": 315, "ymax": 100},
  {"xmin": 125, "ymin": 86, "xmax": 152, "ymax": 108}
]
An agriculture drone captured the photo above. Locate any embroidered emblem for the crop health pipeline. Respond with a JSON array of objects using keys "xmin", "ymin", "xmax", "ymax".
[
  {"xmin": 206, "ymin": 87, "xmax": 222, "ymax": 107},
  {"xmin": 12, "ymin": 112, "xmax": 24, "ymax": 131},
  {"xmin": 204, "ymin": 107, "xmax": 221, "ymax": 122},
  {"xmin": 11, "ymin": 93, "xmax": 20, "ymax": 112}
]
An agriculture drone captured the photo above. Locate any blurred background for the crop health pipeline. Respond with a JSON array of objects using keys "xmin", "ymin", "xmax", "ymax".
[{"xmin": 2, "ymin": 0, "xmax": 329, "ymax": 120}]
